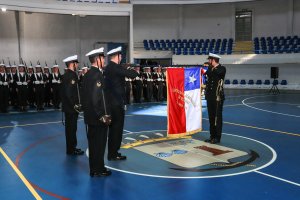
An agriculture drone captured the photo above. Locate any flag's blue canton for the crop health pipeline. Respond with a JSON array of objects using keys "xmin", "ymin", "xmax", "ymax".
[{"xmin": 184, "ymin": 67, "xmax": 200, "ymax": 91}]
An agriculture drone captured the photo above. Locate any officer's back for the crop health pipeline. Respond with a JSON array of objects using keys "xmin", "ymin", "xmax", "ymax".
[
  {"xmin": 105, "ymin": 61, "xmax": 137, "ymax": 106},
  {"xmin": 61, "ymin": 69, "xmax": 79, "ymax": 113},
  {"xmin": 82, "ymin": 67, "xmax": 107, "ymax": 125}
]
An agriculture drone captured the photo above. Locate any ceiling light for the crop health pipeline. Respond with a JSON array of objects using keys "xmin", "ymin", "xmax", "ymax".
[{"xmin": 1, "ymin": 8, "xmax": 7, "ymax": 12}]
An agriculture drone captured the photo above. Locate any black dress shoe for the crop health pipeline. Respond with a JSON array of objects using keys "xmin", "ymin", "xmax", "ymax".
[
  {"xmin": 90, "ymin": 169, "xmax": 112, "ymax": 177},
  {"xmin": 108, "ymin": 155, "xmax": 127, "ymax": 161},
  {"xmin": 204, "ymin": 138, "xmax": 212, "ymax": 143},
  {"xmin": 74, "ymin": 148, "xmax": 84, "ymax": 155},
  {"xmin": 210, "ymin": 138, "xmax": 220, "ymax": 144},
  {"xmin": 67, "ymin": 149, "xmax": 84, "ymax": 156}
]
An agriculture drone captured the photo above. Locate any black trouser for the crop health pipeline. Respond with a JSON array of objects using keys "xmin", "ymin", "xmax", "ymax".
[
  {"xmin": 87, "ymin": 124, "xmax": 108, "ymax": 173},
  {"xmin": 10, "ymin": 86, "xmax": 17, "ymax": 107},
  {"xmin": 133, "ymin": 83, "xmax": 142, "ymax": 103},
  {"xmin": 163, "ymin": 83, "xmax": 167, "ymax": 100},
  {"xmin": 108, "ymin": 105, "xmax": 125, "ymax": 158},
  {"xmin": 44, "ymin": 84, "xmax": 52, "ymax": 106},
  {"xmin": 157, "ymin": 83, "xmax": 164, "ymax": 101},
  {"xmin": 207, "ymin": 99, "xmax": 224, "ymax": 140},
  {"xmin": 35, "ymin": 85, "xmax": 45, "ymax": 109},
  {"xmin": 65, "ymin": 112, "xmax": 79, "ymax": 153},
  {"xmin": 52, "ymin": 84, "xmax": 61, "ymax": 107},
  {"xmin": 28, "ymin": 85, "xmax": 35, "ymax": 106},
  {"xmin": 125, "ymin": 82, "xmax": 131, "ymax": 105},
  {"xmin": 143, "ymin": 85, "xmax": 147, "ymax": 101},
  {"xmin": 146, "ymin": 82, "xmax": 153, "ymax": 102},
  {"xmin": 17, "ymin": 86, "xmax": 28, "ymax": 107},
  {"xmin": 0, "ymin": 86, "xmax": 9, "ymax": 112},
  {"xmin": 153, "ymin": 84, "xmax": 158, "ymax": 101}
]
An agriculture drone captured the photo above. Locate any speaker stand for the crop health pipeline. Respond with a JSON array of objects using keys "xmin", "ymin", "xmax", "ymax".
[{"xmin": 269, "ymin": 78, "xmax": 280, "ymax": 94}]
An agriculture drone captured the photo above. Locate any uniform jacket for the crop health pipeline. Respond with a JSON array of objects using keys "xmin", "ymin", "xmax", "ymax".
[
  {"xmin": 61, "ymin": 69, "xmax": 80, "ymax": 113},
  {"xmin": 82, "ymin": 66, "xmax": 110, "ymax": 125},
  {"xmin": 205, "ymin": 64, "xmax": 226, "ymax": 100},
  {"xmin": 14, "ymin": 73, "xmax": 29, "ymax": 87},
  {"xmin": 50, "ymin": 73, "xmax": 62, "ymax": 85},
  {"xmin": 0, "ymin": 73, "xmax": 9, "ymax": 86},
  {"xmin": 104, "ymin": 61, "xmax": 138, "ymax": 106}
]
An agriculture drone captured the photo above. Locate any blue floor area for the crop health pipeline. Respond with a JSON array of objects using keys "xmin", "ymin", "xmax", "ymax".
[{"xmin": 0, "ymin": 89, "xmax": 300, "ymax": 200}]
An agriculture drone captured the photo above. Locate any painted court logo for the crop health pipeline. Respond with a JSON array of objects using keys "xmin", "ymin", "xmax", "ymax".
[{"xmin": 106, "ymin": 131, "xmax": 276, "ymax": 178}]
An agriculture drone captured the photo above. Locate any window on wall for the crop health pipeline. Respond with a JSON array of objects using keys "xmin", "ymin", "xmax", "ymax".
[{"xmin": 235, "ymin": 10, "xmax": 252, "ymax": 41}]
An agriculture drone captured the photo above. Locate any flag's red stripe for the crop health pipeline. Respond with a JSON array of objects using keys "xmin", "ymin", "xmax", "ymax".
[{"xmin": 167, "ymin": 68, "xmax": 186, "ymax": 134}]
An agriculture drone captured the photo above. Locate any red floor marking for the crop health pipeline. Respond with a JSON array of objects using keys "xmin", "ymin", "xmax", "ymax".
[{"xmin": 15, "ymin": 133, "xmax": 70, "ymax": 200}]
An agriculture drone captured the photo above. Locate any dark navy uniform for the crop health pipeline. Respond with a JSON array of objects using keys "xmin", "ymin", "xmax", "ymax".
[
  {"xmin": 205, "ymin": 64, "xmax": 226, "ymax": 142},
  {"xmin": 161, "ymin": 69, "xmax": 167, "ymax": 100},
  {"xmin": 50, "ymin": 73, "xmax": 62, "ymax": 109},
  {"xmin": 143, "ymin": 71, "xmax": 153, "ymax": 102},
  {"xmin": 27, "ymin": 71, "xmax": 35, "ymax": 108},
  {"xmin": 43, "ymin": 72, "xmax": 52, "ymax": 107},
  {"xmin": 82, "ymin": 66, "xmax": 110, "ymax": 175},
  {"xmin": 104, "ymin": 61, "xmax": 138, "ymax": 159},
  {"xmin": 153, "ymin": 72, "xmax": 164, "ymax": 101},
  {"xmin": 124, "ymin": 77, "xmax": 132, "ymax": 105},
  {"xmin": 9, "ymin": 71, "xmax": 18, "ymax": 108},
  {"xmin": 31, "ymin": 72, "xmax": 45, "ymax": 110},
  {"xmin": 61, "ymin": 69, "xmax": 81, "ymax": 155},
  {"xmin": 132, "ymin": 71, "xmax": 143, "ymax": 103},
  {"xmin": 14, "ymin": 72, "xmax": 29, "ymax": 111},
  {"xmin": 0, "ymin": 72, "xmax": 10, "ymax": 112}
]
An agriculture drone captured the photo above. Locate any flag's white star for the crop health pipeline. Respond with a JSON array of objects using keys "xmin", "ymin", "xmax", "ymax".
[{"xmin": 189, "ymin": 75, "xmax": 196, "ymax": 84}]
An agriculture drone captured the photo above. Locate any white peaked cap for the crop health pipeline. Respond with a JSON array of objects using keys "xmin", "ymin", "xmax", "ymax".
[
  {"xmin": 208, "ymin": 53, "xmax": 221, "ymax": 59},
  {"xmin": 63, "ymin": 55, "xmax": 78, "ymax": 63},
  {"xmin": 53, "ymin": 65, "xmax": 59, "ymax": 68},
  {"xmin": 86, "ymin": 47, "xmax": 104, "ymax": 57},
  {"xmin": 107, "ymin": 46, "xmax": 122, "ymax": 56}
]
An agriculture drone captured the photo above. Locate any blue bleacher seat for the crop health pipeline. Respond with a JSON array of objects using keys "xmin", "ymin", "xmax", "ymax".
[
  {"xmin": 189, "ymin": 48, "xmax": 195, "ymax": 55},
  {"xmin": 232, "ymin": 79, "xmax": 238, "ymax": 85},
  {"xmin": 256, "ymin": 80, "xmax": 262, "ymax": 85},
  {"xmin": 264, "ymin": 80, "xmax": 270, "ymax": 85},
  {"xmin": 225, "ymin": 79, "xmax": 230, "ymax": 84},
  {"xmin": 248, "ymin": 80, "xmax": 254, "ymax": 85},
  {"xmin": 273, "ymin": 80, "xmax": 279, "ymax": 85},
  {"xmin": 280, "ymin": 80, "xmax": 287, "ymax": 85},
  {"xmin": 240, "ymin": 80, "xmax": 246, "ymax": 85}
]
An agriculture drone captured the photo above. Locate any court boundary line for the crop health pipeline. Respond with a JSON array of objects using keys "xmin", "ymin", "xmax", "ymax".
[
  {"xmin": 0, "ymin": 119, "xmax": 83, "ymax": 129},
  {"xmin": 242, "ymin": 96, "xmax": 300, "ymax": 118},
  {"xmin": 224, "ymin": 101, "xmax": 300, "ymax": 107},
  {"xmin": 255, "ymin": 171, "xmax": 300, "ymax": 187},
  {"xmin": 209, "ymin": 119, "xmax": 300, "ymax": 137},
  {"xmin": 0, "ymin": 147, "xmax": 42, "ymax": 200}
]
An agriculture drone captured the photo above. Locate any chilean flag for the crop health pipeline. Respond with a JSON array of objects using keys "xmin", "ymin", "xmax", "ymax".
[
  {"xmin": 167, "ymin": 67, "xmax": 202, "ymax": 136},
  {"xmin": 201, "ymin": 66, "xmax": 208, "ymax": 85}
]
